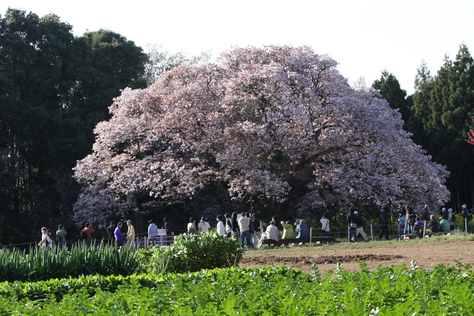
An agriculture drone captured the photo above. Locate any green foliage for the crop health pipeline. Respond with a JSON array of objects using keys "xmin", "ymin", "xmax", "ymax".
[
  {"xmin": 0, "ymin": 235, "xmax": 244, "ymax": 282},
  {"xmin": 372, "ymin": 70, "xmax": 411, "ymax": 123},
  {"xmin": 410, "ymin": 44, "xmax": 474, "ymax": 207},
  {"xmin": 155, "ymin": 234, "xmax": 244, "ymax": 273},
  {"xmin": 0, "ymin": 241, "xmax": 140, "ymax": 282},
  {"xmin": 1, "ymin": 264, "xmax": 474, "ymax": 314},
  {"xmin": 0, "ymin": 8, "xmax": 148, "ymax": 243}
]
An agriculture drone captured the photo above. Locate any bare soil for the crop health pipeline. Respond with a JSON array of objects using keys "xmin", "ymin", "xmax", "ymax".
[{"xmin": 239, "ymin": 239, "xmax": 474, "ymax": 274}]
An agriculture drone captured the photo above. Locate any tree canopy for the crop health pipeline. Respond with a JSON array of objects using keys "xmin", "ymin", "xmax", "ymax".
[
  {"xmin": 0, "ymin": 9, "xmax": 147, "ymax": 243},
  {"xmin": 73, "ymin": 46, "xmax": 450, "ymax": 224},
  {"xmin": 410, "ymin": 44, "xmax": 474, "ymax": 208}
]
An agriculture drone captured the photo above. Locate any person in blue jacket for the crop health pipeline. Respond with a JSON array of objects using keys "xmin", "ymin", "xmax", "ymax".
[{"xmin": 114, "ymin": 222, "xmax": 125, "ymax": 247}]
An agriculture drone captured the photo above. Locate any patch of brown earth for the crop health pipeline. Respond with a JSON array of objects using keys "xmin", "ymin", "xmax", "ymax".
[
  {"xmin": 239, "ymin": 239, "xmax": 474, "ymax": 274},
  {"xmin": 243, "ymin": 254, "xmax": 403, "ymax": 266}
]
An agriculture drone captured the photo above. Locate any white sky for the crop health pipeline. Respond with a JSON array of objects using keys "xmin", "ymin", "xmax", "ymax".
[{"xmin": 2, "ymin": 0, "xmax": 473, "ymax": 95}]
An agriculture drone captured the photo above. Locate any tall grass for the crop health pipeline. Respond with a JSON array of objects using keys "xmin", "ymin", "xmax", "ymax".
[{"xmin": 0, "ymin": 241, "xmax": 141, "ymax": 282}]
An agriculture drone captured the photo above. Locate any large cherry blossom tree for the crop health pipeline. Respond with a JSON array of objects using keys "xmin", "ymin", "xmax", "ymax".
[{"xmin": 73, "ymin": 46, "xmax": 450, "ymax": 224}]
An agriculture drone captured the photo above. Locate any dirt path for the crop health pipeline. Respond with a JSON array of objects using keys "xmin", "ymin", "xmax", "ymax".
[{"xmin": 239, "ymin": 239, "xmax": 474, "ymax": 274}]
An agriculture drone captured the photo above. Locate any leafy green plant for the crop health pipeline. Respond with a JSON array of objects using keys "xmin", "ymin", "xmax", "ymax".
[
  {"xmin": 2, "ymin": 264, "xmax": 474, "ymax": 314},
  {"xmin": 0, "ymin": 241, "xmax": 141, "ymax": 282},
  {"xmin": 159, "ymin": 233, "xmax": 243, "ymax": 273}
]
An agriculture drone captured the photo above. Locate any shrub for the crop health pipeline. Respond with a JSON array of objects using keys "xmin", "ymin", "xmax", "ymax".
[{"xmin": 158, "ymin": 234, "xmax": 243, "ymax": 273}]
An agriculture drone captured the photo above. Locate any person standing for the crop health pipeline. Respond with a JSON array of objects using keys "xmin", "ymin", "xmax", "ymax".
[
  {"xmin": 398, "ymin": 212, "xmax": 406, "ymax": 238},
  {"xmin": 406, "ymin": 206, "xmax": 416, "ymax": 234},
  {"xmin": 348, "ymin": 210, "xmax": 358, "ymax": 242},
  {"xmin": 251, "ymin": 213, "xmax": 262, "ymax": 246},
  {"xmin": 106, "ymin": 221, "xmax": 116, "ymax": 244},
  {"xmin": 421, "ymin": 205, "xmax": 431, "ymax": 221},
  {"xmin": 126, "ymin": 220, "xmax": 135, "ymax": 247},
  {"xmin": 238, "ymin": 212, "xmax": 253, "ymax": 248},
  {"xmin": 320, "ymin": 216, "xmax": 330, "ymax": 237},
  {"xmin": 39, "ymin": 227, "xmax": 53, "ymax": 248},
  {"xmin": 55, "ymin": 225, "xmax": 67, "ymax": 248},
  {"xmin": 224, "ymin": 213, "xmax": 233, "ymax": 237},
  {"xmin": 354, "ymin": 211, "xmax": 369, "ymax": 242},
  {"xmin": 114, "ymin": 222, "xmax": 125, "ymax": 247},
  {"xmin": 216, "ymin": 215, "xmax": 225, "ymax": 236},
  {"xmin": 83, "ymin": 223, "xmax": 95, "ymax": 248},
  {"xmin": 148, "ymin": 219, "xmax": 159, "ymax": 247},
  {"xmin": 420, "ymin": 205, "xmax": 431, "ymax": 237},
  {"xmin": 163, "ymin": 217, "xmax": 174, "ymax": 245},
  {"xmin": 198, "ymin": 217, "xmax": 211, "ymax": 235},
  {"xmin": 379, "ymin": 208, "xmax": 390, "ymax": 240},
  {"xmin": 248, "ymin": 213, "xmax": 255, "ymax": 243},
  {"xmin": 447, "ymin": 208, "xmax": 455, "ymax": 230},
  {"xmin": 231, "ymin": 212, "xmax": 240, "ymax": 239},
  {"xmin": 187, "ymin": 217, "xmax": 198, "ymax": 235},
  {"xmin": 462, "ymin": 204, "xmax": 472, "ymax": 233}
]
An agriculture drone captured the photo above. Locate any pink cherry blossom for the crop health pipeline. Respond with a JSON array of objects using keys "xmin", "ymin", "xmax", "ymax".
[{"xmin": 73, "ymin": 45, "xmax": 450, "ymax": 224}]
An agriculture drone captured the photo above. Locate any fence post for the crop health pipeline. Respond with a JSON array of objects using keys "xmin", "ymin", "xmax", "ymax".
[
  {"xmin": 370, "ymin": 224, "xmax": 373, "ymax": 241},
  {"xmin": 309, "ymin": 227, "xmax": 313, "ymax": 247}
]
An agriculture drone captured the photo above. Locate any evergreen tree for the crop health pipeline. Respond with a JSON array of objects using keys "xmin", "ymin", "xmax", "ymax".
[
  {"xmin": 372, "ymin": 70, "xmax": 411, "ymax": 124},
  {"xmin": 0, "ymin": 9, "xmax": 147, "ymax": 243},
  {"xmin": 411, "ymin": 44, "xmax": 474, "ymax": 208}
]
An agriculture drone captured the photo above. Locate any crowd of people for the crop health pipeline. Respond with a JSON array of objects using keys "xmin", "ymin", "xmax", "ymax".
[
  {"xmin": 37, "ymin": 203, "xmax": 472, "ymax": 249},
  {"xmin": 37, "ymin": 212, "xmax": 332, "ymax": 250},
  {"xmin": 394, "ymin": 204, "xmax": 471, "ymax": 238},
  {"xmin": 219, "ymin": 212, "xmax": 317, "ymax": 249}
]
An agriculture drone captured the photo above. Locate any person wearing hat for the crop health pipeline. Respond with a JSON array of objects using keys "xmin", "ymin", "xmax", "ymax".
[
  {"xmin": 348, "ymin": 210, "xmax": 369, "ymax": 242},
  {"xmin": 440, "ymin": 208, "xmax": 448, "ymax": 220},
  {"xmin": 198, "ymin": 217, "xmax": 211, "ymax": 235},
  {"xmin": 39, "ymin": 227, "xmax": 53, "ymax": 249}
]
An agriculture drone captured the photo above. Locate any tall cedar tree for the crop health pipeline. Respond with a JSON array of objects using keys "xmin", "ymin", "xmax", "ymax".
[
  {"xmin": 411, "ymin": 44, "xmax": 474, "ymax": 209},
  {"xmin": 0, "ymin": 9, "xmax": 147, "ymax": 244}
]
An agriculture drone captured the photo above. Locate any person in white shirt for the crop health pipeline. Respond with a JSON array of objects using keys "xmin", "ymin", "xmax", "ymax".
[
  {"xmin": 147, "ymin": 219, "xmax": 159, "ymax": 246},
  {"xmin": 320, "ymin": 215, "xmax": 331, "ymax": 236},
  {"xmin": 39, "ymin": 227, "xmax": 53, "ymax": 248},
  {"xmin": 265, "ymin": 221, "xmax": 279, "ymax": 245},
  {"xmin": 216, "ymin": 215, "xmax": 225, "ymax": 236},
  {"xmin": 238, "ymin": 212, "xmax": 253, "ymax": 248},
  {"xmin": 198, "ymin": 217, "xmax": 211, "ymax": 234}
]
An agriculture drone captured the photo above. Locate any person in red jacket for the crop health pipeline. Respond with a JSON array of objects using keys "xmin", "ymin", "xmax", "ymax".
[{"xmin": 83, "ymin": 222, "xmax": 95, "ymax": 248}]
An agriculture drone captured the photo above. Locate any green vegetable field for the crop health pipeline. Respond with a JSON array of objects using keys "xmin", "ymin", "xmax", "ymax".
[{"xmin": 1, "ymin": 235, "xmax": 473, "ymax": 315}]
